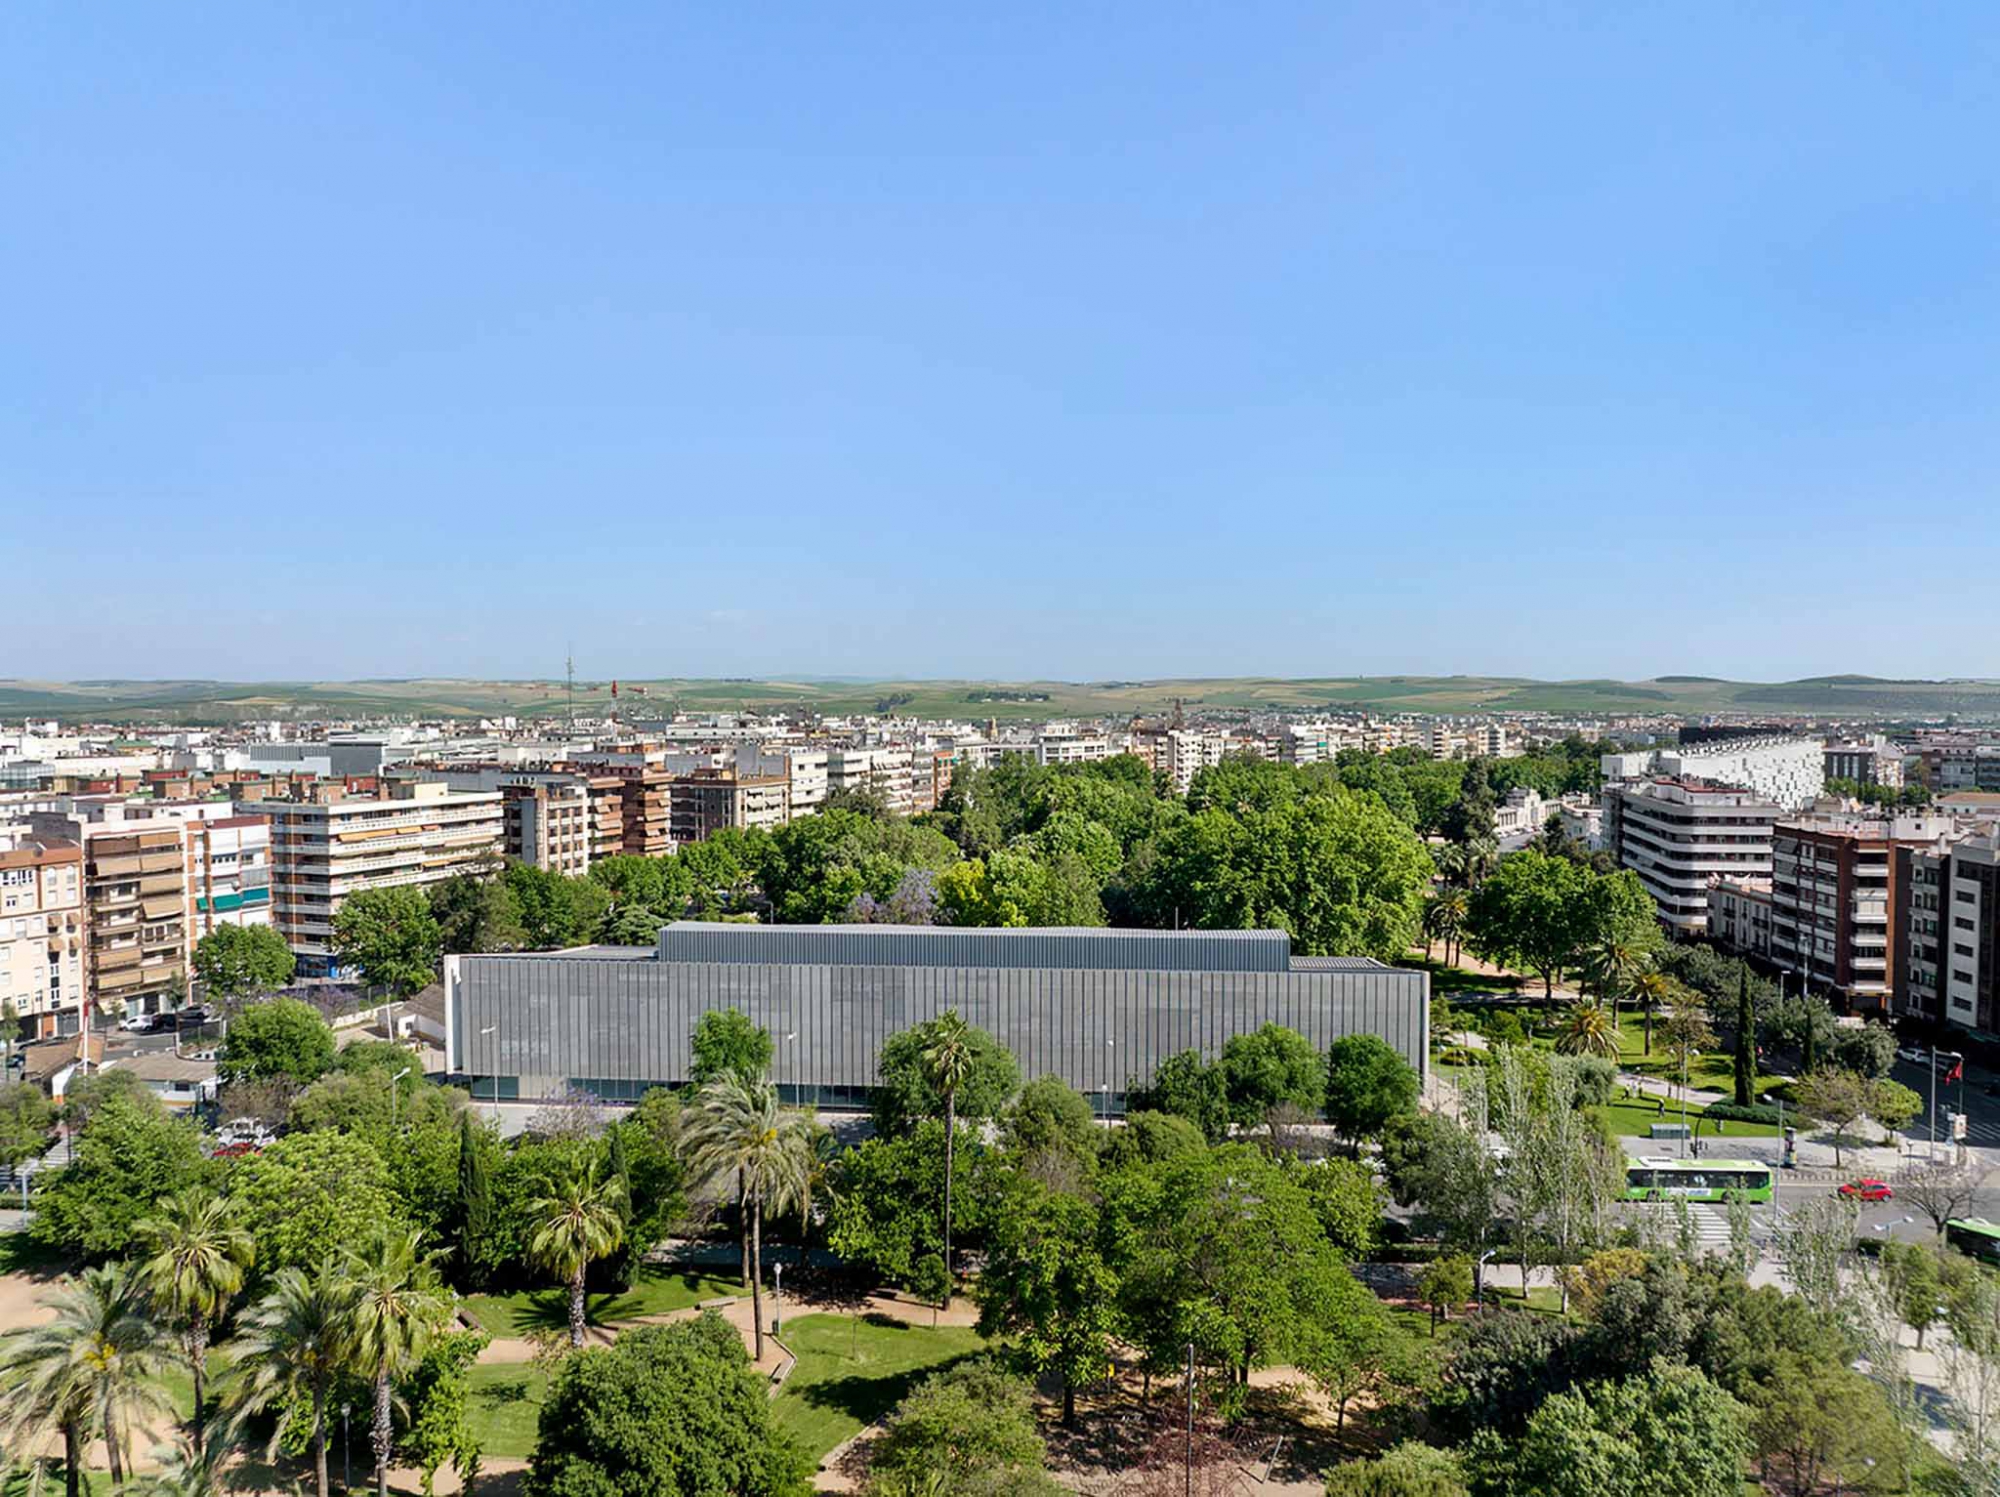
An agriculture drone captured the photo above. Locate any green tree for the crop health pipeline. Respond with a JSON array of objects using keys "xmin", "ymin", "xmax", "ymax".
[
  {"xmin": 1423, "ymin": 889, "xmax": 1469, "ymax": 968},
  {"xmin": 0, "ymin": 1263, "xmax": 172, "ymax": 1496},
  {"xmin": 1492, "ymin": 1362, "xmax": 1749, "ymax": 1497},
  {"xmin": 191, "ymin": 923, "xmax": 297, "ymax": 1001},
  {"xmin": 455, "ymin": 1110, "xmax": 494, "ymax": 1282},
  {"xmin": 218, "ymin": 996, "xmax": 335, "ymax": 1086},
  {"xmin": 923, "ymin": 1011, "xmax": 978, "ymax": 1295},
  {"xmin": 1287, "ymin": 1156, "xmax": 1386, "ymax": 1259},
  {"xmin": 1324, "ymin": 1034, "xmax": 1420, "ymax": 1153},
  {"xmin": 868, "ymin": 1360, "xmax": 1053, "ymax": 1497},
  {"xmin": 1463, "ymin": 849, "xmax": 1591, "ymax": 1006},
  {"xmin": 1002, "ymin": 1075, "xmax": 1101, "ymax": 1168},
  {"xmin": 1878, "ymin": 1241, "xmax": 1946, "ymax": 1350},
  {"xmin": 975, "ymin": 1175, "xmax": 1118, "ymax": 1423},
  {"xmin": 1867, "ymin": 1077, "xmax": 1922, "ymax": 1143},
  {"xmin": 529, "ymin": 1157, "xmax": 628, "ymax": 1347},
  {"xmin": 1418, "ymin": 1255, "xmax": 1474, "ymax": 1335},
  {"xmin": 134, "ymin": 1188, "xmax": 254, "ymax": 1455},
  {"xmin": 502, "ymin": 862, "xmax": 611, "ymax": 951},
  {"xmin": 1733, "ymin": 969, "xmax": 1756, "ymax": 1107},
  {"xmin": 0, "ymin": 1080, "xmax": 56, "ymax": 1173},
  {"xmin": 340, "ymin": 1223, "xmax": 454, "ymax": 1497},
  {"xmin": 1630, "ymin": 969, "xmax": 1671, "ymax": 1057},
  {"xmin": 227, "ymin": 1130, "xmax": 400, "ymax": 1275},
  {"xmin": 332, "ymin": 886, "xmax": 443, "ymax": 997},
  {"xmin": 525, "ymin": 1313, "xmax": 811, "ymax": 1497},
  {"xmin": 871, "ymin": 1014, "xmax": 1019, "ymax": 1139},
  {"xmin": 1835, "ymin": 1022, "xmax": 1898, "ymax": 1079},
  {"xmin": 229, "ymin": 1259, "xmax": 351, "ymax": 1497},
  {"xmin": 1379, "ymin": 1112, "xmax": 1496, "ymax": 1252},
  {"xmin": 31, "ymin": 1091, "xmax": 213, "ymax": 1262},
  {"xmin": 828, "ymin": 1121, "xmax": 992, "ymax": 1286},
  {"xmin": 427, "ymin": 867, "xmax": 524, "ymax": 954},
  {"xmin": 1125, "ymin": 1050, "xmax": 1230, "ymax": 1142},
  {"xmin": 1791, "ymin": 1069, "xmax": 1870, "ymax": 1168},
  {"xmin": 689, "ymin": 1008, "xmax": 775, "ymax": 1084},
  {"xmin": 682, "ymin": 1074, "xmax": 811, "ymax": 1362},
  {"xmin": 396, "ymin": 1328, "xmax": 489, "ymax": 1497},
  {"xmin": 1219, "ymin": 1023, "xmax": 1325, "ymax": 1125},
  {"xmin": 1324, "ymin": 1443, "xmax": 1467, "ymax": 1497}
]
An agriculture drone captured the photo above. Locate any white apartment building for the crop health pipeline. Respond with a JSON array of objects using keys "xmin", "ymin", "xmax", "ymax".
[
  {"xmin": 261, "ymin": 783, "xmax": 504, "ymax": 975},
  {"xmin": 1031, "ymin": 724, "xmax": 1115, "ymax": 767},
  {"xmin": 1602, "ymin": 736, "xmax": 1824, "ymax": 812},
  {"xmin": 0, "ymin": 831, "xmax": 84, "ymax": 1036},
  {"xmin": 1824, "ymin": 737, "xmax": 1905, "ymax": 789},
  {"xmin": 1280, "ymin": 723, "xmax": 1338, "ymax": 766},
  {"xmin": 186, "ymin": 815, "xmax": 275, "ymax": 940},
  {"xmin": 1492, "ymin": 786, "xmax": 1549, "ymax": 850},
  {"xmin": 1604, "ymin": 778, "xmax": 1783, "ymax": 936},
  {"xmin": 825, "ymin": 747, "xmax": 915, "ymax": 816},
  {"xmin": 1707, "ymin": 876, "xmax": 1774, "ymax": 962}
]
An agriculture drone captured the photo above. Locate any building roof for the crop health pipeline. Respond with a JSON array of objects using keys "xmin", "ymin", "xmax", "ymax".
[
  {"xmin": 655, "ymin": 921, "xmax": 1304, "ymax": 973},
  {"xmin": 108, "ymin": 1051, "xmax": 216, "ymax": 1085}
]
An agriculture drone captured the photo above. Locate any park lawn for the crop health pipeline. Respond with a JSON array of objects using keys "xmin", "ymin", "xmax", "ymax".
[
  {"xmin": 771, "ymin": 1312, "xmax": 987, "ymax": 1462},
  {"xmin": 1485, "ymin": 1284, "xmax": 1566, "ymax": 1317},
  {"xmin": 1597, "ymin": 1097, "xmax": 1780, "ymax": 1142},
  {"xmin": 465, "ymin": 1362, "xmax": 550, "ymax": 1461},
  {"xmin": 1612, "ymin": 1021, "xmax": 1787, "ymax": 1098},
  {"xmin": 462, "ymin": 1266, "xmax": 746, "ymax": 1336}
]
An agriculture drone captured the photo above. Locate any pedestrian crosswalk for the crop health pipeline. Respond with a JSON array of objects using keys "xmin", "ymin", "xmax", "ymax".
[{"xmin": 1635, "ymin": 1200, "xmax": 1735, "ymax": 1256}]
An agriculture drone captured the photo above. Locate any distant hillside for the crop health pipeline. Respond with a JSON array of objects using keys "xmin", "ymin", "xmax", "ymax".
[{"xmin": 7, "ymin": 673, "xmax": 2000, "ymax": 724}]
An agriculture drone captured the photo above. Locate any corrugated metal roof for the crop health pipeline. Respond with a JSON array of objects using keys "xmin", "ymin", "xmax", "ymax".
[
  {"xmin": 1289, "ymin": 956, "xmax": 1391, "ymax": 971},
  {"xmin": 656, "ymin": 921, "xmax": 1296, "ymax": 972}
]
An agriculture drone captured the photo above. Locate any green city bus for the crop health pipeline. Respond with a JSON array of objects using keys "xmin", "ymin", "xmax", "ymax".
[
  {"xmin": 1945, "ymin": 1218, "xmax": 2000, "ymax": 1267},
  {"xmin": 1624, "ymin": 1157, "xmax": 1775, "ymax": 1203}
]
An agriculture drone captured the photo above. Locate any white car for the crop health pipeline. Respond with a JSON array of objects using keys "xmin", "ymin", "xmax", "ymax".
[
  {"xmin": 214, "ymin": 1118, "xmax": 276, "ymax": 1148},
  {"xmin": 1898, "ymin": 1046, "xmax": 1930, "ymax": 1065},
  {"xmin": 116, "ymin": 1014, "xmax": 157, "ymax": 1033}
]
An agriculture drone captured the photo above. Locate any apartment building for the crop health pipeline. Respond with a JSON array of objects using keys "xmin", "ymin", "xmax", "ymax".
[
  {"xmin": 261, "ymin": 783, "xmax": 504, "ymax": 975},
  {"xmin": 1492, "ymin": 786, "xmax": 1549, "ymax": 850},
  {"xmin": 505, "ymin": 779, "xmax": 594, "ymax": 876},
  {"xmin": 186, "ymin": 815, "xmax": 274, "ymax": 939},
  {"xmin": 1603, "ymin": 736, "xmax": 1824, "ymax": 812},
  {"xmin": 0, "ymin": 833, "xmax": 84, "ymax": 1037},
  {"xmin": 1031, "ymin": 724, "xmax": 1115, "ymax": 766},
  {"xmin": 668, "ymin": 770, "xmax": 790, "ymax": 844},
  {"xmin": 1896, "ymin": 829, "xmax": 2000, "ymax": 1032},
  {"xmin": 1824, "ymin": 737, "xmax": 1905, "ymax": 789},
  {"xmin": 73, "ymin": 819, "xmax": 191, "ymax": 1020},
  {"xmin": 827, "ymin": 747, "xmax": 915, "ymax": 816},
  {"xmin": 1604, "ymin": 778, "xmax": 1782, "ymax": 936},
  {"xmin": 1279, "ymin": 723, "xmax": 1338, "ymax": 766},
  {"xmin": 1131, "ymin": 728, "xmax": 1233, "ymax": 795},
  {"xmin": 1769, "ymin": 812, "xmax": 1955, "ymax": 1012},
  {"xmin": 1707, "ymin": 876, "xmax": 1774, "ymax": 962}
]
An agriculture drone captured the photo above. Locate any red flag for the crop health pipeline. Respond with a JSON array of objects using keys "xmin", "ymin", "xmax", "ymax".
[{"xmin": 1945, "ymin": 1058, "xmax": 1965, "ymax": 1085}]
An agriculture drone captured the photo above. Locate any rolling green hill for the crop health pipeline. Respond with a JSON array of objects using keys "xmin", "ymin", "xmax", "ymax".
[{"xmin": 5, "ymin": 674, "xmax": 2000, "ymax": 724}]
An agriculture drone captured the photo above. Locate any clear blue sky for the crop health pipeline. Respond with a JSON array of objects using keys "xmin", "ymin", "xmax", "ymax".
[{"xmin": 8, "ymin": 4, "xmax": 1999, "ymax": 683}]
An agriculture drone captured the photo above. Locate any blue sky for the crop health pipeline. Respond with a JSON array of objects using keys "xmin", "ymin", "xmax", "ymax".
[{"xmin": 7, "ymin": 4, "xmax": 2000, "ymax": 683}]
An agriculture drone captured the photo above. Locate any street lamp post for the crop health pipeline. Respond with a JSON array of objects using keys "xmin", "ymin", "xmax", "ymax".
[
  {"xmin": 1475, "ymin": 1248, "xmax": 1496, "ymax": 1312},
  {"xmin": 342, "ymin": 1402, "xmax": 351, "ymax": 1493},
  {"xmin": 390, "ymin": 1065, "xmax": 411, "ymax": 1135},
  {"xmin": 773, "ymin": 1260, "xmax": 783, "ymax": 1338},
  {"xmin": 478, "ymin": 1025, "xmax": 499, "ymax": 1124}
]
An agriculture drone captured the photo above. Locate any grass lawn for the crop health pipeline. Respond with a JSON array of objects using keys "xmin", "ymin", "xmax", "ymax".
[
  {"xmin": 1597, "ymin": 1096, "xmax": 1781, "ymax": 1142},
  {"xmin": 465, "ymin": 1363, "xmax": 551, "ymax": 1461},
  {"xmin": 462, "ymin": 1266, "xmax": 746, "ymax": 1336},
  {"xmin": 1612, "ymin": 1020, "xmax": 1788, "ymax": 1098},
  {"xmin": 1409, "ymin": 957, "xmax": 1525, "ymax": 995},
  {"xmin": 1485, "ymin": 1284, "xmax": 1566, "ymax": 1317},
  {"xmin": 771, "ymin": 1313, "xmax": 987, "ymax": 1462}
]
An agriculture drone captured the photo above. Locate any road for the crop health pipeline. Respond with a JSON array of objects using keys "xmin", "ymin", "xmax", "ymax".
[{"xmin": 1889, "ymin": 1050, "xmax": 2000, "ymax": 1151}]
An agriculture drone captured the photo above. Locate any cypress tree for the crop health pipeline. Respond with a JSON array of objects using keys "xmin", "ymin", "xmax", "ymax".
[
  {"xmin": 1734, "ymin": 969, "xmax": 1755, "ymax": 1107},
  {"xmin": 457, "ymin": 1109, "xmax": 492, "ymax": 1278}
]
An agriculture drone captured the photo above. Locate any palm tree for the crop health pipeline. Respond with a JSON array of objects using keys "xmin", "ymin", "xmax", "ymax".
[
  {"xmin": 340, "ymin": 1226, "xmax": 453, "ymax": 1497},
  {"xmin": 528, "ymin": 1158, "xmax": 626, "ymax": 1348},
  {"xmin": 1555, "ymin": 1000, "xmax": 1620, "ymax": 1059},
  {"xmin": 921, "ymin": 1010, "xmax": 976, "ymax": 1300},
  {"xmin": 1583, "ymin": 936, "xmax": 1646, "ymax": 1011},
  {"xmin": 0, "ymin": 1262, "xmax": 172, "ymax": 1494},
  {"xmin": 227, "ymin": 1260, "xmax": 350, "ymax": 1497},
  {"xmin": 1630, "ymin": 969, "xmax": 1671, "ymax": 1057},
  {"xmin": 134, "ymin": 1188, "xmax": 254, "ymax": 1457},
  {"xmin": 682, "ymin": 1073, "xmax": 811, "ymax": 1362},
  {"xmin": 126, "ymin": 1431, "xmax": 233, "ymax": 1497},
  {"xmin": 1424, "ymin": 889, "xmax": 1469, "ymax": 968},
  {"xmin": 1431, "ymin": 842, "xmax": 1469, "ymax": 889}
]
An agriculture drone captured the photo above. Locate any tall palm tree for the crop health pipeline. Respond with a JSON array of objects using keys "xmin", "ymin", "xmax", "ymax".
[
  {"xmin": 1584, "ymin": 935, "xmax": 1646, "ymax": 1010},
  {"xmin": 1555, "ymin": 999, "xmax": 1620, "ymax": 1059},
  {"xmin": 1431, "ymin": 842, "xmax": 1469, "ymax": 889},
  {"xmin": 1630, "ymin": 969, "xmax": 1671, "ymax": 1057},
  {"xmin": 339, "ymin": 1226, "xmax": 453, "ymax": 1497},
  {"xmin": 921, "ymin": 1010, "xmax": 976, "ymax": 1300},
  {"xmin": 682, "ymin": 1073, "xmax": 811, "ymax": 1362},
  {"xmin": 0, "ymin": 1263, "xmax": 172, "ymax": 1495},
  {"xmin": 1425, "ymin": 889, "xmax": 1469, "ymax": 968},
  {"xmin": 528, "ymin": 1158, "xmax": 626, "ymax": 1348},
  {"xmin": 227, "ymin": 1260, "xmax": 351, "ymax": 1497},
  {"xmin": 134, "ymin": 1188, "xmax": 254, "ymax": 1457}
]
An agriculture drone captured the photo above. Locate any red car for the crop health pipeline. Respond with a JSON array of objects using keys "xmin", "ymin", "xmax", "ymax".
[{"xmin": 1839, "ymin": 1178, "xmax": 1894, "ymax": 1202}]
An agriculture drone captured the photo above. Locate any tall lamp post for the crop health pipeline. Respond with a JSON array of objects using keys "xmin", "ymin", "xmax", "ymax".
[
  {"xmin": 1475, "ymin": 1248, "xmax": 1497, "ymax": 1312},
  {"xmin": 478, "ymin": 1025, "xmax": 499, "ymax": 1124},
  {"xmin": 772, "ymin": 1260, "xmax": 783, "ymax": 1338},
  {"xmin": 390, "ymin": 1065, "xmax": 411, "ymax": 1135},
  {"xmin": 341, "ymin": 1402, "xmax": 351, "ymax": 1494}
]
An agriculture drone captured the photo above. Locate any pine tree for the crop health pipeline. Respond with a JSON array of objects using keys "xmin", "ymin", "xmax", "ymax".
[
  {"xmin": 456, "ymin": 1111, "xmax": 491, "ymax": 1282},
  {"xmin": 1733, "ymin": 969, "xmax": 1755, "ymax": 1107}
]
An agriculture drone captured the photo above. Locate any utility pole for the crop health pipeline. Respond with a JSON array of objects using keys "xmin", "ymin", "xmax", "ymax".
[{"xmin": 566, "ymin": 645, "xmax": 576, "ymax": 732}]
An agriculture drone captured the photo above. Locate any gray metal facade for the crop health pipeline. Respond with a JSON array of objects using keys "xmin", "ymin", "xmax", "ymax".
[
  {"xmin": 449, "ymin": 924, "xmax": 1428, "ymax": 1109},
  {"xmin": 655, "ymin": 922, "xmax": 1296, "ymax": 972}
]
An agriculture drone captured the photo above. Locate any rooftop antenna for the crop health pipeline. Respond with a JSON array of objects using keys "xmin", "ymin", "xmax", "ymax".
[{"xmin": 566, "ymin": 645, "xmax": 576, "ymax": 731}]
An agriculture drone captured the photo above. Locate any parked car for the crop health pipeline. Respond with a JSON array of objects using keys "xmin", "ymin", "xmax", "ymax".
[
  {"xmin": 1839, "ymin": 1178, "xmax": 1894, "ymax": 1202},
  {"xmin": 214, "ymin": 1118, "xmax": 276, "ymax": 1148},
  {"xmin": 1898, "ymin": 1046, "xmax": 1930, "ymax": 1065},
  {"xmin": 116, "ymin": 1014, "xmax": 158, "ymax": 1033},
  {"xmin": 212, "ymin": 1141, "xmax": 261, "ymax": 1160}
]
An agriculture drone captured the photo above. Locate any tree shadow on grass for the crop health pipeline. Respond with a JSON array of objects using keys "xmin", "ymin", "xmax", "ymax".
[{"xmin": 793, "ymin": 1341, "xmax": 982, "ymax": 1431}]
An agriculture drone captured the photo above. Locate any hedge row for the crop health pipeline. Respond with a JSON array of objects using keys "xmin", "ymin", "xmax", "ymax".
[{"xmin": 1703, "ymin": 1102, "xmax": 1785, "ymax": 1126}]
